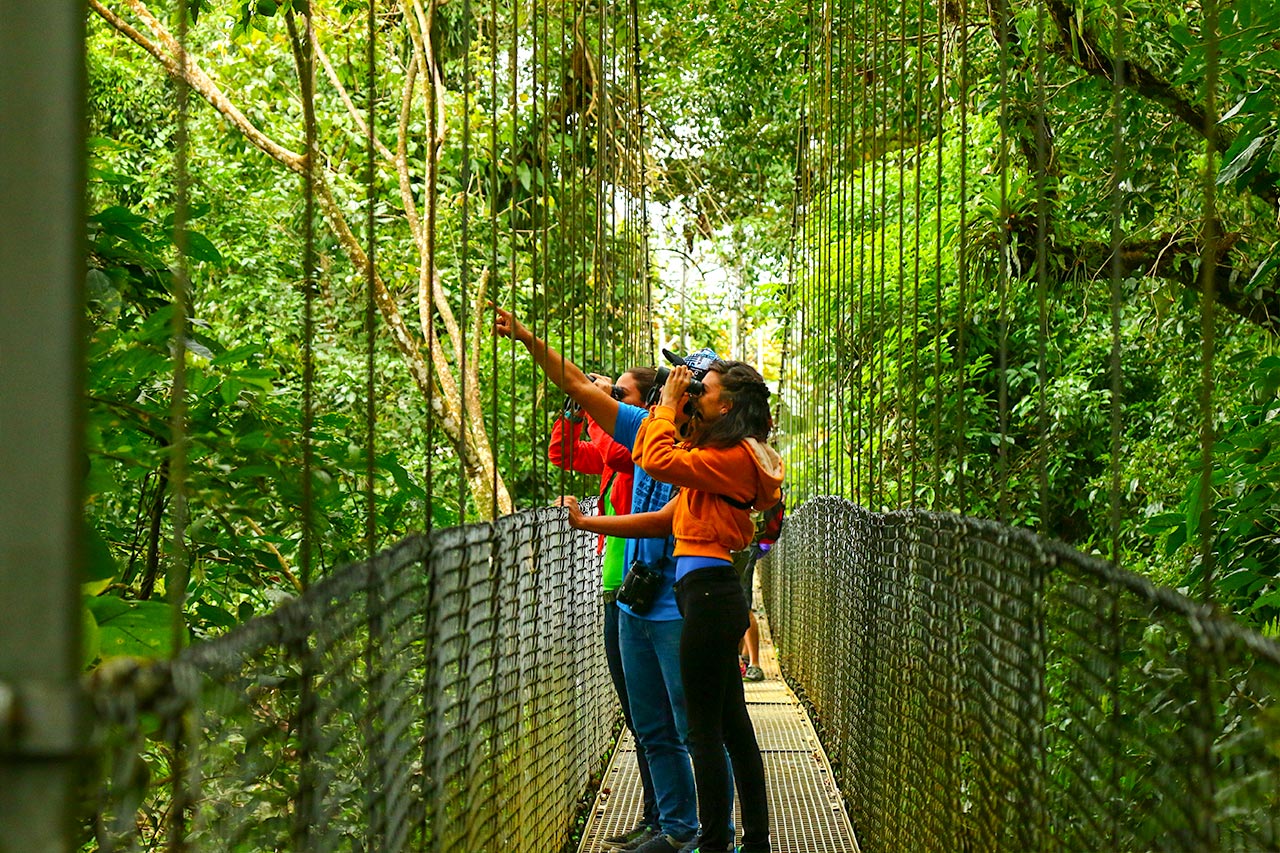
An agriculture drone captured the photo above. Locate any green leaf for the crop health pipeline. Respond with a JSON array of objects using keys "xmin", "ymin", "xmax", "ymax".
[
  {"xmin": 86, "ymin": 597, "xmax": 180, "ymax": 660},
  {"xmin": 517, "ymin": 162, "xmax": 532, "ymax": 190},
  {"xmin": 175, "ymin": 229, "xmax": 224, "ymax": 264},
  {"xmin": 82, "ymin": 604, "xmax": 102, "ymax": 668},
  {"xmin": 84, "ymin": 523, "xmax": 119, "ymax": 582},
  {"xmin": 1217, "ymin": 134, "xmax": 1272, "ymax": 187}
]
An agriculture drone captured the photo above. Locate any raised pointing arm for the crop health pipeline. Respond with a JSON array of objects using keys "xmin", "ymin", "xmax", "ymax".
[{"xmin": 492, "ymin": 303, "xmax": 621, "ymax": 435}]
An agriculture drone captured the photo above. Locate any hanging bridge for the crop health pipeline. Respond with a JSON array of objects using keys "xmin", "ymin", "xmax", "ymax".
[{"xmin": 4, "ymin": 0, "xmax": 1280, "ymax": 851}]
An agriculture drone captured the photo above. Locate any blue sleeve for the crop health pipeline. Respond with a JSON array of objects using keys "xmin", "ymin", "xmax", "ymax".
[{"xmin": 612, "ymin": 403, "xmax": 646, "ymax": 451}]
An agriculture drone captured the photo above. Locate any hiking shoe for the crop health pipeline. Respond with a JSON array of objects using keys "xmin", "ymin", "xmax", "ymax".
[
  {"xmin": 602, "ymin": 822, "xmax": 655, "ymax": 849},
  {"xmin": 631, "ymin": 833, "xmax": 689, "ymax": 853},
  {"xmin": 603, "ymin": 822, "xmax": 657, "ymax": 850},
  {"xmin": 743, "ymin": 665, "xmax": 765, "ymax": 682}
]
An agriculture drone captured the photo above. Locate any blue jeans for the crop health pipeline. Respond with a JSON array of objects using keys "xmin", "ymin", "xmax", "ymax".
[
  {"xmin": 605, "ymin": 599, "xmax": 658, "ymax": 828},
  {"xmin": 620, "ymin": 611, "xmax": 697, "ymax": 841}
]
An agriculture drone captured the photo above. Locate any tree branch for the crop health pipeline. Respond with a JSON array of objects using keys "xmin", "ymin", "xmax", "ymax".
[
  {"xmin": 1073, "ymin": 234, "xmax": 1279, "ymax": 335},
  {"xmin": 312, "ymin": 28, "xmax": 396, "ymax": 163},
  {"xmin": 1041, "ymin": 0, "xmax": 1279, "ymax": 208},
  {"xmin": 90, "ymin": 0, "xmax": 305, "ymax": 172}
]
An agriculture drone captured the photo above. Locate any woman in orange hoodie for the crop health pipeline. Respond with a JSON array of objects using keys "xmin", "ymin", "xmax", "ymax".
[{"xmin": 634, "ymin": 359, "xmax": 784, "ymax": 853}]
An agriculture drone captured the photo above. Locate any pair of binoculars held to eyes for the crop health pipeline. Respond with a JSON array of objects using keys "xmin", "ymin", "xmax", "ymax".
[{"xmin": 644, "ymin": 348, "xmax": 712, "ymax": 405}]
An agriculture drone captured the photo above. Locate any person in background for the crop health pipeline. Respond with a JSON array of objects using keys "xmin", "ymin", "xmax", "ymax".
[
  {"xmin": 548, "ymin": 367, "xmax": 662, "ymax": 847},
  {"xmin": 734, "ymin": 496, "xmax": 784, "ymax": 683}
]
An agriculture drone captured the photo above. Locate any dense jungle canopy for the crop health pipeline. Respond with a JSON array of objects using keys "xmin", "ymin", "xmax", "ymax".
[{"xmin": 82, "ymin": 0, "xmax": 1279, "ymax": 662}]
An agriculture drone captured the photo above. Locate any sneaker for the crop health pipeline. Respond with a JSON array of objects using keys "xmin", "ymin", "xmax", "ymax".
[
  {"xmin": 631, "ymin": 833, "xmax": 689, "ymax": 853},
  {"xmin": 743, "ymin": 665, "xmax": 765, "ymax": 682},
  {"xmin": 603, "ymin": 822, "xmax": 657, "ymax": 850}
]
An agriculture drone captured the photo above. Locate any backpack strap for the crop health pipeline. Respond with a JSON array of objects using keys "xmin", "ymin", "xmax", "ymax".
[{"xmin": 720, "ymin": 493, "xmax": 755, "ymax": 511}]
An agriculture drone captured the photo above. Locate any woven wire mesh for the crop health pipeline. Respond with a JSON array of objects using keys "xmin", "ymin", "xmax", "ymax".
[
  {"xmin": 762, "ymin": 496, "xmax": 1280, "ymax": 853},
  {"xmin": 85, "ymin": 506, "xmax": 615, "ymax": 852}
]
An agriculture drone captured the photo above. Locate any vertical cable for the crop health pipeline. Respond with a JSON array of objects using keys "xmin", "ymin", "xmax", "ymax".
[
  {"xmin": 509, "ymin": 0, "xmax": 522, "ymax": 504},
  {"xmin": 490, "ymin": 0, "xmax": 502, "ymax": 514},
  {"xmin": 855, "ymin": 0, "xmax": 868, "ymax": 505},
  {"xmin": 1197, "ymin": 0, "xmax": 1221, "ymax": 604},
  {"xmin": 832, "ymin": 0, "xmax": 845, "ymax": 499},
  {"xmin": 954, "ymin": 0, "xmax": 969, "ymax": 514},
  {"xmin": 459, "ymin": 0, "xmax": 474, "ymax": 517},
  {"xmin": 1034, "ymin": 0, "xmax": 1049, "ymax": 529},
  {"xmin": 169, "ymin": 1, "xmax": 193, "ymax": 847},
  {"xmin": 996, "ymin": 0, "xmax": 1011, "ymax": 523},
  {"xmin": 825, "ymin": 0, "xmax": 835, "ymax": 497},
  {"xmin": 931, "ymin": 0, "xmax": 945, "ymax": 510},
  {"xmin": 364, "ymin": 0, "xmax": 378, "ymax": 557},
  {"xmin": 1107, "ymin": 0, "xmax": 1126, "ymax": 564},
  {"xmin": 909, "ymin": 0, "xmax": 925, "ymax": 507},
  {"xmin": 868, "ymin": 0, "xmax": 880, "ymax": 508},
  {"xmin": 632, "ymin": 0, "xmax": 653, "ymax": 357},
  {"xmin": 895, "ymin": 0, "xmax": 908, "ymax": 510},
  {"xmin": 362, "ymin": 0, "xmax": 382, "ymax": 846}
]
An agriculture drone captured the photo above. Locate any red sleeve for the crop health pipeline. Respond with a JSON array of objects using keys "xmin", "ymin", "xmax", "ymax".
[
  {"xmin": 588, "ymin": 418, "xmax": 634, "ymax": 474},
  {"xmin": 549, "ymin": 415, "xmax": 607, "ymax": 475}
]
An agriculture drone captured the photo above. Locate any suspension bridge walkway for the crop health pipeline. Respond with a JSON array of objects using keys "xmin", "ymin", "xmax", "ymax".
[{"xmin": 578, "ymin": 601, "xmax": 859, "ymax": 853}]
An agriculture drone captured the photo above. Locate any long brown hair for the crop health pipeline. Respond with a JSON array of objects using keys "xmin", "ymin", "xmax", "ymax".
[{"xmin": 689, "ymin": 361, "xmax": 772, "ymax": 449}]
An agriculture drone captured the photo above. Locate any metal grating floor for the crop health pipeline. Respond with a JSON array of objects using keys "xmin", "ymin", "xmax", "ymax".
[{"xmin": 577, "ymin": 613, "xmax": 860, "ymax": 852}]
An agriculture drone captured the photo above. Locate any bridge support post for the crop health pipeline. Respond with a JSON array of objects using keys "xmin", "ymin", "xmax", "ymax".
[{"xmin": 0, "ymin": 2, "xmax": 86, "ymax": 850}]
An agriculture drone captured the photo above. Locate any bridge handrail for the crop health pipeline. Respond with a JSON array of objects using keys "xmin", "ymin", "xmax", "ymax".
[
  {"xmin": 763, "ymin": 496, "xmax": 1280, "ymax": 853},
  {"xmin": 85, "ymin": 506, "xmax": 613, "ymax": 852}
]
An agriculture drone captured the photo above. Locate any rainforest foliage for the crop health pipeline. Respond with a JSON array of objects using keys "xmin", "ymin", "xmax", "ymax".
[{"xmin": 82, "ymin": 0, "xmax": 1279, "ymax": 664}]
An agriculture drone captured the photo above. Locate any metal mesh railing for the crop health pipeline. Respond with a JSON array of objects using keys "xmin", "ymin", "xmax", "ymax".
[
  {"xmin": 762, "ymin": 496, "xmax": 1280, "ymax": 853},
  {"xmin": 84, "ymin": 506, "xmax": 614, "ymax": 852}
]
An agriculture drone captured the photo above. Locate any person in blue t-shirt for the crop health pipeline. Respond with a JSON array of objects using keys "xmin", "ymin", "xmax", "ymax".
[{"xmin": 496, "ymin": 304, "xmax": 727, "ymax": 853}]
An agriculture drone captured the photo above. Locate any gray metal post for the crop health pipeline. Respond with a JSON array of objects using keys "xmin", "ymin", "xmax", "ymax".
[{"xmin": 0, "ymin": 1, "xmax": 86, "ymax": 850}]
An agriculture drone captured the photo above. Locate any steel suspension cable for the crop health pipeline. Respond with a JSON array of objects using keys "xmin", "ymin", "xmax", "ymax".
[
  {"xmin": 169, "ymin": 1, "xmax": 194, "ymax": 844},
  {"xmin": 1197, "ymin": 0, "xmax": 1221, "ymax": 606},
  {"xmin": 1034, "ymin": 0, "xmax": 1049, "ymax": 530},
  {"xmin": 489, "ymin": 0, "xmax": 502, "ymax": 516},
  {"xmin": 362, "ymin": 0, "xmax": 384, "ymax": 843},
  {"xmin": 954, "ymin": 0, "xmax": 969, "ymax": 514},
  {"xmin": 895, "ymin": 0, "xmax": 909, "ymax": 510},
  {"xmin": 931, "ymin": 0, "xmax": 945, "ymax": 510},
  {"xmin": 1107, "ymin": 0, "xmax": 1127, "ymax": 565},
  {"xmin": 632, "ymin": 0, "xmax": 652, "ymax": 358},
  {"xmin": 909, "ymin": 0, "xmax": 925, "ymax": 507},
  {"xmin": 996, "ymin": 0, "xmax": 1011, "ymax": 523},
  {"xmin": 869, "ymin": 0, "xmax": 881, "ymax": 508}
]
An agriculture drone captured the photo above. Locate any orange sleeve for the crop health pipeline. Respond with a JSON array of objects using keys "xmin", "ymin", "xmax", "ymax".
[{"xmin": 633, "ymin": 406, "xmax": 753, "ymax": 500}]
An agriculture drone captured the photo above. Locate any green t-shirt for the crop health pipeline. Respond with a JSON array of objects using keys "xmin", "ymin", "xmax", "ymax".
[{"xmin": 601, "ymin": 492, "xmax": 626, "ymax": 591}]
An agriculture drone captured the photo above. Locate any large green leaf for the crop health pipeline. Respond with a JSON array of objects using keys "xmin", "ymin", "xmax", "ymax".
[{"xmin": 86, "ymin": 596, "xmax": 180, "ymax": 660}]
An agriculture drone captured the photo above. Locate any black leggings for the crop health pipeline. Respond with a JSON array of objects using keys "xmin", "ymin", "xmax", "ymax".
[{"xmin": 676, "ymin": 565, "xmax": 770, "ymax": 851}]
